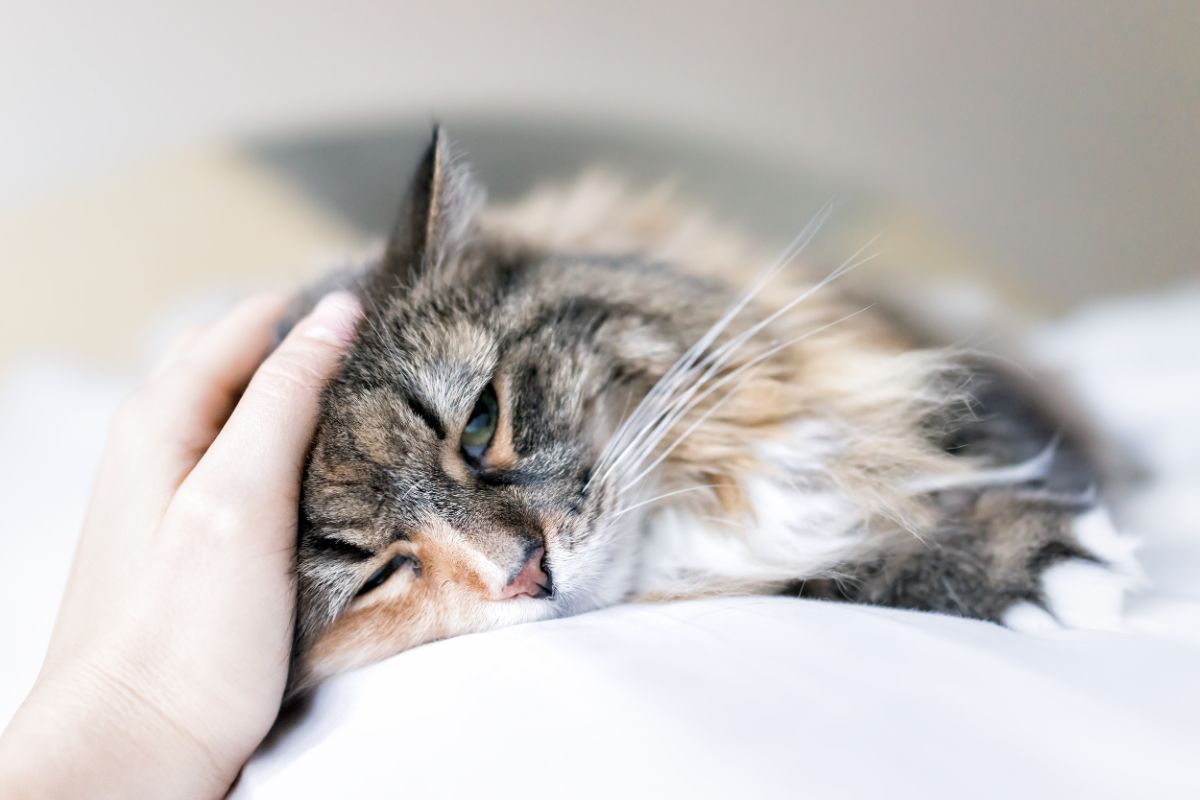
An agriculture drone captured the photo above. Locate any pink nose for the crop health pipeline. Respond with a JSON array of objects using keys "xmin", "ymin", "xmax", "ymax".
[{"xmin": 499, "ymin": 546, "xmax": 553, "ymax": 600}]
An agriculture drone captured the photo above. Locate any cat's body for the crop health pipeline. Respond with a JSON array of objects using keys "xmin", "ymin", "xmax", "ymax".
[{"xmin": 285, "ymin": 129, "xmax": 1138, "ymax": 692}]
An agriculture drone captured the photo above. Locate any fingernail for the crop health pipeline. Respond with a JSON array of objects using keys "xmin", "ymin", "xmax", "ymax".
[{"xmin": 303, "ymin": 291, "xmax": 362, "ymax": 345}]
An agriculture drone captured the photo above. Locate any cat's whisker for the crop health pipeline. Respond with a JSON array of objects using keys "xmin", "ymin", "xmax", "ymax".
[
  {"xmin": 694, "ymin": 235, "xmax": 881, "ymax": 376},
  {"xmin": 627, "ymin": 200, "xmax": 835, "ymax": 400},
  {"xmin": 589, "ymin": 202, "xmax": 836, "ymax": 487},
  {"xmin": 604, "ymin": 243, "xmax": 880, "ymax": 496},
  {"xmin": 613, "ymin": 246, "xmax": 882, "ymax": 473},
  {"xmin": 617, "ymin": 365, "xmax": 762, "ymax": 496},
  {"xmin": 612, "ymin": 483, "xmax": 735, "ymax": 520},
  {"xmin": 617, "ymin": 304, "xmax": 877, "ymax": 494},
  {"xmin": 696, "ymin": 514, "xmax": 748, "ymax": 531},
  {"xmin": 591, "ymin": 254, "xmax": 802, "ymax": 485},
  {"xmin": 597, "ymin": 241, "xmax": 881, "ymax": 491}
]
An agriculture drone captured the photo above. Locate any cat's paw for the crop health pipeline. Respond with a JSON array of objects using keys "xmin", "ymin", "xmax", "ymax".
[{"xmin": 1002, "ymin": 507, "xmax": 1142, "ymax": 632}]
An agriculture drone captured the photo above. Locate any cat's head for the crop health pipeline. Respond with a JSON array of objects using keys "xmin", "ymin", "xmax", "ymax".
[{"xmin": 289, "ymin": 128, "xmax": 716, "ymax": 690}]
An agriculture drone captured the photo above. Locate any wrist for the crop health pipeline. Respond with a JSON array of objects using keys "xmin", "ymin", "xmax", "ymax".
[{"xmin": 0, "ymin": 664, "xmax": 235, "ymax": 799}]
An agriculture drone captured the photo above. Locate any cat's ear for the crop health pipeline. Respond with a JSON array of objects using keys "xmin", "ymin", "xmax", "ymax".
[
  {"xmin": 383, "ymin": 125, "xmax": 484, "ymax": 283},
  {"xmin": 273, "ymin": 129, "xmax": 481, "ymax": 346}
]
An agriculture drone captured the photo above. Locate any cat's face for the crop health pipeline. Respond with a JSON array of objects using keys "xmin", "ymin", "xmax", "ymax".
[{"xmin": 290, "ymin": 130, "xmax": 706, "ymax": 689}]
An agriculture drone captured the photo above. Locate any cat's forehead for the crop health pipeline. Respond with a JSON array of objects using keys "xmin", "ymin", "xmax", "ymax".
[{"xmin": 341, "ymin": 301, "xmax": 499, "ymax": 406}]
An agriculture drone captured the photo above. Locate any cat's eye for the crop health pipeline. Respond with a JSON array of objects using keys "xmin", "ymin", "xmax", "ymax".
[
  {"xmin": 460, "ymin": 384, "xmax": 499, "ymax": 462},
  {"xmin": 356, "ymin": 554, "xmax": 415, "ymax": 597}
]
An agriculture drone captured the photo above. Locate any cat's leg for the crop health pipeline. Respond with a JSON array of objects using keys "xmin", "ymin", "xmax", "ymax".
[
  {"xmin": 794, "ymin": 488, "xmax": 1140, "ymax": 630},
  {"xmin": 791, "ymin": 359, "xmax": 1141, "ymax": 629}
]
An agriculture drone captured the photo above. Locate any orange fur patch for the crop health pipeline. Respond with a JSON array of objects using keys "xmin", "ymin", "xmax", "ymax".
[{"xmin": 303, "ymin": 526, "xmax": 494, "ymax": 683}]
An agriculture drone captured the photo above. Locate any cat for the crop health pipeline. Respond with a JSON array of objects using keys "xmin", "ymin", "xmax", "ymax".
[{"xmin": 281, "ymin": 127, "xmax": 1138, "ymax": 693}]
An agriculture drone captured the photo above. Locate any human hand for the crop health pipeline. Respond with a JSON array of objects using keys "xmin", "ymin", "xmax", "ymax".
[{"xmin": 0, "ymin": 292, "xmax": 361, "ymax": 799}]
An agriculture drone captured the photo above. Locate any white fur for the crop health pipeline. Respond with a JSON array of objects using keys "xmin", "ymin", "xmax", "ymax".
[
  {"xmin": 1038, "ymin": 560, "xmax": 1127, "ymax": 630},
  {"xmin": 634, "ymin": 421, "xmax": 863, "ymax": 594},
  {"xmin": 1036, "ymin": 507, "xmax": 1140, "ymax": 631},
  {"xmin": 630, "ymin": 411, "xmax": 1142, "ymax": 630},
  {"xmin": 1002, "ymin": 601, "xmax": 1062, "ymax": 633},
  {"xmin": 1006, "ymin": 506, "xmax": 1139, "ymax": 633},
  {"xmin": 1073, "ymin": 506, "xmax": 1143, "ymax": 583}
]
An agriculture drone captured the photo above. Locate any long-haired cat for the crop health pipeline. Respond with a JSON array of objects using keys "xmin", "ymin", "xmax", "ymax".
[{"xmin": 282, "ymin": 128, "xmax": 1138, "ymax": 692}]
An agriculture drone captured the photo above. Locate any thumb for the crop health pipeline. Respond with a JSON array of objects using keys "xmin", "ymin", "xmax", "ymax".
[{"xmin": 179, "ymin": 291, "xmax": 362, "ymax": 510}]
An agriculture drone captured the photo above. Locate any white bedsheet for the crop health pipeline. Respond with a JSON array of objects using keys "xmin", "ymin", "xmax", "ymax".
[{"xmin": 3, "ymin": 288, "xmax": 1198, "ymax": 799}]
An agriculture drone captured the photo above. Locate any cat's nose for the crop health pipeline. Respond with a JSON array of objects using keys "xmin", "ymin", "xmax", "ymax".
[{"xmin": 499, "ymin": 546, "xmax": 553, "ymax": 600}]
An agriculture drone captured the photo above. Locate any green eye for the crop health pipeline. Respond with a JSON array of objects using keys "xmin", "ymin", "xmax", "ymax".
[{"xmin": 461, "ymin": 384, "xmax": 499, "ymax": 461}]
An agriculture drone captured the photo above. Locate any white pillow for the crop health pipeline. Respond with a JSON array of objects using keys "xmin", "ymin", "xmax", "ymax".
[{"xmin": 235, "ymin": 595, "xmax": 1200, "ymax": 799}]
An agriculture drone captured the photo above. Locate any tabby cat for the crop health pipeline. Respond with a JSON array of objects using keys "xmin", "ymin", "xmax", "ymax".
[{"xmin": 282, "ymin": 128, "xmax": 1137, "ymax": 693}]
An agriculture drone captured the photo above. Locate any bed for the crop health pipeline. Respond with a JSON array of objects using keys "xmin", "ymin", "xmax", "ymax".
[
  {"xmin": 2, "ymin": 286, "xmax": 1196, "ymax": 799},
  {"xmin": 1, "ymin": 125, "xmax": 1196, "ymax": 798}
]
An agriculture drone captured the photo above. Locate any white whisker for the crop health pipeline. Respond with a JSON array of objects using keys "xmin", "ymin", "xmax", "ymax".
[
  {"xmin": 597, "ymin": 243, "xmax": 881, "ymax": 493},
  {"xmin": 612, "ymin": 484, "xmax": 732, "ymax": 519},
  {"xmin": 618, "ymin": 364, "xmax": 763, "ymax": 495},
  {"xmin": 618, "ymin": 304, "xmax": 876, "ymax": 493},
  {"xmin": 589, "ymin": 201, "xmax": 836, "ymax": 488}
]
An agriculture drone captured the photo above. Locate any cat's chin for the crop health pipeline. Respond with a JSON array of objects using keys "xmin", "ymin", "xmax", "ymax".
[
  {"xmin": 540, "ymin": 523, "xmax": 645, "ymax": 618},
  {"xmin": 481, "ymin": 595, "xmax": 563, "ymax": 628}
]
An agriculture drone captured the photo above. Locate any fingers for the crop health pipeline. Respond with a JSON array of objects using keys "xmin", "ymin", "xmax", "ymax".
[
  {"xmin": 148, "ymin": 321, "xmax": 212, "ymax": 379},
  {"xmin": 171, "ymin": 293, "xmax": 290, "ymax": 396},
  {"xmin": 64, "ymin": 294, "xmax": 300, "ymax": 624},
  {"xmin": 138, "ymin": 293, "xmax": 288, "ymax": 424},
  {"xmin": 172, "ymin": 292, "xmax": 361, "ymax": 545},
  {"xmin": 95, "ymin": 295, "xmax": 289, "ymax": 536},
  {"xmin": 116, "ymin": 294, "xmax": 288, "ymax": 467}
]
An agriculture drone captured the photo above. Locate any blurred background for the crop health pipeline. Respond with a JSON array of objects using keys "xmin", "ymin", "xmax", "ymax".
[
  {"xmin": 2, "ymin": 1, "xmax": 1197, "ymax": 374},
  {"xmin": 2, "ymin": 0, "xmax": 1199, "ymax": 742}
]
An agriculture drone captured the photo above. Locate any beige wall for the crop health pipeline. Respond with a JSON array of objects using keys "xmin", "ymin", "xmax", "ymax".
[{"xmin": 2, "ymin": 1, "xmax": 1197, "ymax": 361}]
